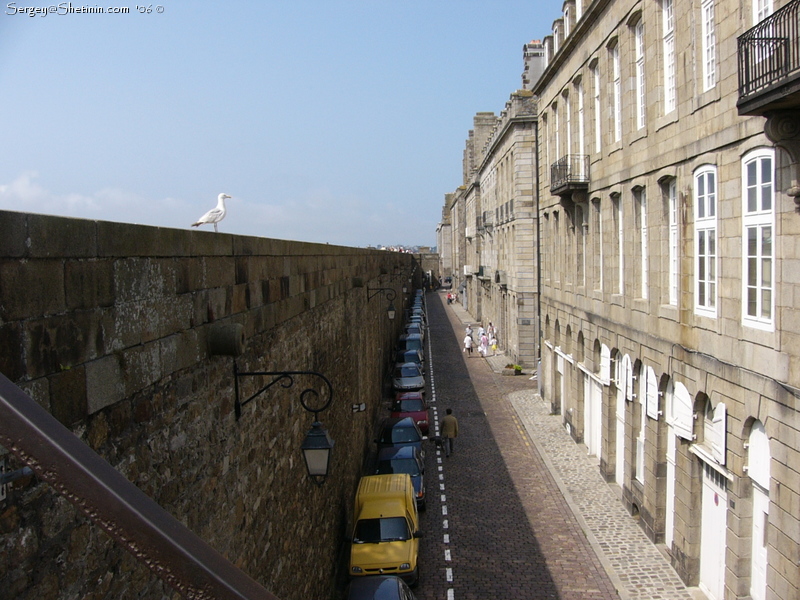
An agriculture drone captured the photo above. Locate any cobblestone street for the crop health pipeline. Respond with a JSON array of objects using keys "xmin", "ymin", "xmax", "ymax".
[{"xmin": 411, "ymin": 290, "xmax": 702, "ymax": 600}]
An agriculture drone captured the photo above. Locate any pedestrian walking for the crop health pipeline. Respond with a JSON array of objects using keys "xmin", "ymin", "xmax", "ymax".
[
  {"xmin": 440, "ymin": 408, "xmax": 459, "ymax": 457},
  {"xmin": 479, "ymin": 333, "xmax": 489, "ymax": 357},
  {"xmin": 463, "ymin": 333, "xmax": 474, "ymax": 356},
  {"xmin": 487, "ymin": 322, "xmax": 496, "ymax": 339},
  {"xmin": 465, "ymin": 324, "xmax": 473, "ymax": 338},
  {"xmin": 490, "ymin": 336, "xmax": 498, "ymax": 356}
]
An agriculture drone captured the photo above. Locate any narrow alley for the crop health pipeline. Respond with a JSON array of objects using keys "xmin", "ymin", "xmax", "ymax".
[{"xmin": 411, "ymin": 290, "xmax": 700, "ymax": 600}]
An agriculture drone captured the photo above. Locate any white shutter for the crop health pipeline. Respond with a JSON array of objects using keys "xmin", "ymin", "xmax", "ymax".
[
  {"xmin": 710, "ymin": 402, "xmax": 727, "ymax": 465},
  {"xmin": 646, "ymin": 366, "xmax": 659, "ymax": 420},
  {"xmin": 622, "ymin": 355, "xmax": 633, "ymax": 401},
  {"xmin": 672, "ymin": 382, "xmax": 694, "ymax": 440},
  {"xmin": 600, "ymin": 344, "xmax": 611, "ymax": 384},
  {"xmin": 747, "ymin": 421, "xmax": 770, "ymax": 490}
]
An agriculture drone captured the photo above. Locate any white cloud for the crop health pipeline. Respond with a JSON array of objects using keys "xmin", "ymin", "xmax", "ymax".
[{"xmin": 0, "ymin": 173, "xmax": 429, "ymax": 247}]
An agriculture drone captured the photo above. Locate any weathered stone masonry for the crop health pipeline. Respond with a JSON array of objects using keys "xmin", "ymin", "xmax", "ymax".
[{"xmin": 0, "ymin": 210, "xmax": 418, "ymax": 600}]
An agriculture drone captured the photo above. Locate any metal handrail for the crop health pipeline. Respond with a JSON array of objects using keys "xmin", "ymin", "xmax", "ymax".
[
  {"xmin": 0, "ymin": 372, "xmax": 279, "ymax": 600},
  {"xmin": 738, "ymin": 0, "xmax": 800, "ymax": 98}
]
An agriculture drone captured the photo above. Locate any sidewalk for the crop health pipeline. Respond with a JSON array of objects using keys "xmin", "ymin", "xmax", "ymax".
[{"xmin": 440, "ymin": 293, "xmax": 702, "ymax": 600}]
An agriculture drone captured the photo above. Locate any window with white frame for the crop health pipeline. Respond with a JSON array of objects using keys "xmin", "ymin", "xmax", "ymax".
[
  {"xmin": 742, "ymin": 148, "xmax": 775, "ymax": 329},
  {"xmin": 565, "ymin": 92, "xmax": 572, "ymax": 157},
  {"xmin": 593, "ymin": 198, "xmax": 603, "ymax": 291},
  {"xmin": 554, "ymin": 102, "xmax": 560, "ymax": 160},
  {"xmin": 635, "ymin": 363, "xmax": 647, "ymax": 483},
  {"xmin": 577, "ymin": 80, "xmax": 585, "ymax": 166},
  {"xmin": 754, "ymin": 0, "xmax": 772, "ymax": 23},
  {"xmin": 667, "ymin": 179, "xmax": 679, "ymax": 305},
  {"xmin": 611, "ymin": 43, "xmax": 622, "ymax": 142},
  {"xmin": 542, "ymin": 114, "xmax": 550, "ymax": 178},
  {"xmin": 635, "ymin": 187, "xmax": 649, "ymax": 299},
  {"xmin": 592, "ymin": 65, "xmax": 602, "ymax": 153},
  {"xmin": 635, "ymin": 20, "xmax": 646, "ymax": 130},
  {"xmin": 613, "ymin": 193, "xmax": 624, "ymax": 294},
  {"xmin": 577, "ymin": 203, "xmax": 586, "ymax": 287},
  {"xmin": 695, "ymin": 165, "xmax": 717, "ymax": 315},
  {"xmin": 701, "ymin": 0, "xmax": 717, "ymax": 91},
  {"xmin": 662, "ymin": 0, "xmax": 676, "ymax": 113}
]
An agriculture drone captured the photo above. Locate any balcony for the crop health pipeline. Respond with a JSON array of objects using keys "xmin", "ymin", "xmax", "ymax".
[
  {"xmin": 737, "ymin": 0, "xmax": 800, "ymax": 116},
  {"xmin": 550, "ymin": 154, "xmax": 589, "ymax": 197}
]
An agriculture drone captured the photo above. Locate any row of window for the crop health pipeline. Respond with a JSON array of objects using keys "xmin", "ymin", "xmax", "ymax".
[
  {"xmin": 541, "ymin": 148, "xmax": 775, "ymax": 330},
  {"xmin": 542, "ymin": 0, "xmax": 773, "ymax": 159}
]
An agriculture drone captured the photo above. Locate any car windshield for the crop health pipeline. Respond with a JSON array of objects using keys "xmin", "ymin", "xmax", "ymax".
[
  {"xmin": 376, "ymin": 458, "xmax": 420, "ymax": 477},
  {"xmin": 353, "ymin": 517, "xmax": 410, "ymax": 543},
  {"xmin": 390, "ymin": 427, "xmax": 420, "ymax": 443},
  {"xmin": 394, "ymin": 399, "xmax": 424, "ymax": 412},
  {"xmin": 404, "ymin": 340, "xmax": 422, "ymax": 351},
  {"xmin": 395, "ymin": 366, "xmax": 420, "ymax": 378}
]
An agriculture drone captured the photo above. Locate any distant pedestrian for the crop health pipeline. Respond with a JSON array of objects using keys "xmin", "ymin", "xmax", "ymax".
[
  {"xmin": 440, "ymin": 408, "xmax": 459, "ymax": 457},
  {"xmin": 465, "ymin": 324, "xmax": 473, "ymax": 338},
  {"xmin": 463, "ymin": 334, "xmax": 473, "ymax": 356},
  {"xmin": 490, "ymin": 336, "xmax": 498, "ymax": 356},
  {"xmin": 479, "ymin": 333, "xmax": 489, "ymax": 357},
  {"xmin": 487, "ymin": 322, "xmax": 496, "ymax": 338}
]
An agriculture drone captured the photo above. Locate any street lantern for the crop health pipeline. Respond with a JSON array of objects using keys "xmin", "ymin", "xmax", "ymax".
[
  {"xmin": 301, "ymin": 421, "xmax": 334, "ymax": 485},
  {"xmin": 387, "ymin": 302, "xmax": 397, "ymax": 320},
  {"xmin": 233, "ymin": 366, "xmax": 335, "ymax": 485}
]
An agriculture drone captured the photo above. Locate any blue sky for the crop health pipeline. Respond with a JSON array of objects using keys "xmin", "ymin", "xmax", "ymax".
[{"xmin": 0, "ymin": 1, "xmax": 561, "ymax": 248}]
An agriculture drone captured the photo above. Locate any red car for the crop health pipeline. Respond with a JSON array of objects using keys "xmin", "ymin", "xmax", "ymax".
[{"xmin": 391, "ymin": 392, "xmax": 430, "ymax": 435}]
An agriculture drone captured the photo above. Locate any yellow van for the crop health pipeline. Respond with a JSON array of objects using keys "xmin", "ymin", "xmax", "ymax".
[{"xmin": 349, "ymin": 473, "xmax": 422, "ymax": 586}]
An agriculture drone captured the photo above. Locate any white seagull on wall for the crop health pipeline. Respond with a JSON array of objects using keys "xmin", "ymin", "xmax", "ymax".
[{"xmin": 191, "ymin": 193, "xmax": 231, "ymax": 232}]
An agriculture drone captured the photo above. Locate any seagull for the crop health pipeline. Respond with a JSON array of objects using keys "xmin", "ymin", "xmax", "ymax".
[{"xmin": 191, "ymin": 193, "xmax": 231, "ymax": 232}]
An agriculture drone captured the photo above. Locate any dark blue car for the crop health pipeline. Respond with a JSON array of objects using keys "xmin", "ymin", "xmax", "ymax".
[
  {"xmin": 375, "ymin": 417, "xmax": 425, "ymax": 460},
  {"xmin": 375, "ymin": 445, "xmax": 426, "ymax": 510}
]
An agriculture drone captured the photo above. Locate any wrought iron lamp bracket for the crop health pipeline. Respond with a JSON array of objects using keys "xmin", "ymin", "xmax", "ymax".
[
  {"xmin": 366, "ymin": 286, "xmax": 397, "ymax": 302},
  {"xmin": 233, "ymin": 363, "xmax": 334, "ymax": 421}
]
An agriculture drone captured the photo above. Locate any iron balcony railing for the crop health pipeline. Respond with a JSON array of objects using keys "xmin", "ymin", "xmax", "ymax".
[
  {"xmin": 738, "ymin": 0, "xmax": 800, "ymax": 101},
  {"xmin": 550, "ymin": 154, "xmax": 590, "ymax": 195}
]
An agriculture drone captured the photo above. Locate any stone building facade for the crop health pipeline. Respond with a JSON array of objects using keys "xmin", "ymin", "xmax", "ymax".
[
  {"xmin": 533, "ymin": 0, "xmax": 800, "ymax": 599},
  {"xmin": 0, "ymin": 211, "xmax": 416, "ymax": 600},
  {"xmin": 440, "ymin": 100, "xmax": 540, "ymax": 368}
]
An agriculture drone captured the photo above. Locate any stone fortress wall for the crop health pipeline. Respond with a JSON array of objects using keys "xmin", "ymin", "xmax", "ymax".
[{"xmin": 0, "ymin": 210, "xmax": 420, "ymax": 600}]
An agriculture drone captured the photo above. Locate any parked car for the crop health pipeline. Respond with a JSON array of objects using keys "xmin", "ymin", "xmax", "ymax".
[
  {"xmin": 345, "ymin": 575, "xmax": 418, "ymax": 600},
  {"xmin": 349, "ymin": 474, "xmax": 421, "ymax": 586},
  {"xmin": 393, "ymin": 362, "xmax": 425, "ymax": 393},
  {"xmin": 374, "ymin": 446, "xmax": 426, "ymax": 510},
  {"xmin": 398, "ymin": 333, "xmax": 424, "ymax": 354},
  {"xmin": 403, "ymin": 324, "xmax": 424, "ymax": 340},
  {"xmin": 395, "ymin": 349, "xmax": 424, "ymax": 372},
  {"xmin": 375, "ymin": 417, "xmax": 425, "ymax": 458},
  {"xmin": 391, "ymin": 392, "xmax": 429, "ymax": 435}
]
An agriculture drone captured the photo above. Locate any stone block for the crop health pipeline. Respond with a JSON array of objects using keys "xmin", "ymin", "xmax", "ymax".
[
  {"xmin": 120, "ymin": 341, "xmax": 162, "ymax": 397},
  {"xmin": 85, "ymin": 355, "xmax": 125, "ymax": 414},
  {"xmin": 0, "ymin": 322, "xmax": 25, "ymax": 381},
  {"xmin": 114, "ymin": 257, "xmax": 167, "ymax": 304},
  {"xmin": 23, "ymin": 313, "xmax": 104, "ymax": 378},
  {"xmin": 26, "ymin": 214, "xmax": 97, "ymax": 258},
  {"xmin": 0, "ymin": 259, "xmax": 65, "ymax": 320},
  {"xmin": 203, "ymin": 257, "xmax": 236, "ymax": 289},
  {"xmin": 48, "ymin": 365, "xmax": 87, "ymax": 426},
  {"xmin": 97, "ymin": 221, "xmax": 192, "ymax": 258},
  {"xmin": 65, "ymin": 259, "xmax": 114, "ymax": 310},
  {"xmin": 0, "ymin": 211, "xmax": 29, "ymax": 257}
]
